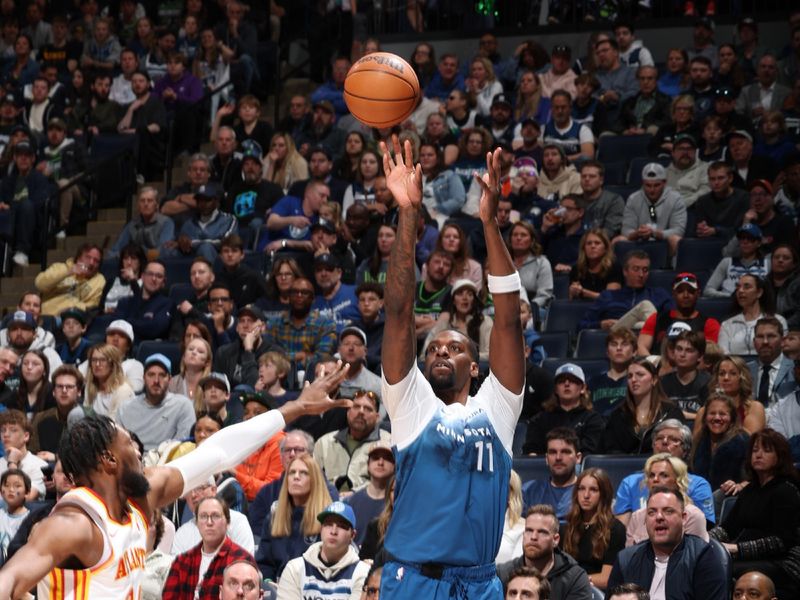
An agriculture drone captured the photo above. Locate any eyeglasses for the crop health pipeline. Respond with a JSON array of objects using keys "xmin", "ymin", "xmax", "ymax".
[
  {"xmin": 197, "ymin": 512, "xmax": 224, "ymax": 523},
  {"xmin": 281, "ymin": 446, "xmax": 308, "ymax": 455},
  {"xmin": 54, "ymin": 384, "xmax": 77, "ymax": 390}
]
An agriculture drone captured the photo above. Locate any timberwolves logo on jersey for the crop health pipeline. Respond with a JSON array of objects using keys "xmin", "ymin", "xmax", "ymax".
[
  {"xmin": 434, "ymin": 408, "xmax": 498, "ymax": 474},
  {"xmin": 233, "ymin": 190, "xmax": 257, "ymax": 219}
]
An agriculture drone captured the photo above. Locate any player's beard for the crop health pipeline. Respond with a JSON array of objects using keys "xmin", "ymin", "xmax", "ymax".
[
  {"xmin": 429, "ymin": 370, "xmax": 456, "ymax": 393},
  {"xmin": 121, "ymin": 466, "xmax": 151, "ymax": 498}
]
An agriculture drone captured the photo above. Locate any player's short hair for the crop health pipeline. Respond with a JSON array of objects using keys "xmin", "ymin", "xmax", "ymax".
[
  {"xmin": 59, "ymin": 415, "xmax": 117, "ymax": 484},
  {"xmin": 525, "ymin": 504, "xmax": 559, "ymax": 533},
  {"xmin": 506, "ymin": 565, "xmax": 551, "ymax": 599}
]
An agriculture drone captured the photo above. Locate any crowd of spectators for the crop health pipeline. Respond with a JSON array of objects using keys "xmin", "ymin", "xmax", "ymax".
[{"xmin": 0, "ymin": 2, "xmax": 797, "ymax": 599}]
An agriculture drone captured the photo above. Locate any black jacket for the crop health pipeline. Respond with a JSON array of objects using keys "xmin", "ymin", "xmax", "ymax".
[
  {"xmin": 524, "ymin": 405, "xmax": 605, "ymax": 455},
  {"xmin": 215, "ymin": 263, "xmax": 269, "ymax": 308},
  {"xmin": 602, "ymin": 402, "xmax": 685, "ymax": 454},
  {"xmin": 497, "ymin": 549, "xmax": 592, "ymax": 600},
  {"xmin": 618, "ymin": 90, "xmax": 672, "ymax": 132}
]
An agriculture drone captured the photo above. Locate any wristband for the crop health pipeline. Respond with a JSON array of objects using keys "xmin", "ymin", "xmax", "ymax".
[{"xmin": 487, "ymin": 271, "xmax": 521, "ymax": 294}]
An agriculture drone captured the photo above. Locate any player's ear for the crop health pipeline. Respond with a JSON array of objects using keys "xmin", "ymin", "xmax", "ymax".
[{"xmin": 469, "ymin": 361, "xmax": 480, "ymax": 378}]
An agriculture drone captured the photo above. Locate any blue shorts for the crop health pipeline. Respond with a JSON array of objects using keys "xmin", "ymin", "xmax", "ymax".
[{"xmin": 381, "ymin": 561, "xmax": 503, "ymax": 600}]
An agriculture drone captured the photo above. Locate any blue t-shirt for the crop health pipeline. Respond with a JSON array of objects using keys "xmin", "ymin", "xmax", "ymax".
[
  {"xmin": 613, "ymin": 472, "xmax": 715, "ymax": 523},
  {"xmin": 311, "ymin": 284, "xmax": 360, "ymax": 333},
  {"xmin": 521, "ymin": 480, "xmax": 574, "ymax": 521},
  {"xmin": 269, "ymin": 196, "xmax": 317, "ymax": 241}
]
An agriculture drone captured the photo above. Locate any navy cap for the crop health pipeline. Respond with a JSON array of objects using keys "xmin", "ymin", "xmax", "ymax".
[
  {"xmin": 240, "ymin": 139, "xmax": 263, "ymax": 162},
  {"xmin": 195, "ymin": 182, "xmax": 222, "ymax": 199},
  {"xmin": 673, "ymin": 133, "xmax": 697, "ymax": 148},
  {"xmin": 317, "ymin": 501, "xmax": 357, "ymax": 529},
  {"xmin": 237, "ymin": 304, "xmax": 265, "ymax": 321},
  {"xmin": 314, "ymin": 253, "xmax": 340, "ymax": 269},
  {"xmin": 714, "ymin": 85, "xmax": 736, "ymax": 99},
  {"xmin": 491, "ymin": 93, "xmax": 512, "ymax": 108},
  {"xmin": 60, "ymin": 308, "xmax": 87, "ymax": 325},
  {"xmin": 8, "ymin": 310, "xmax": 35, "ymax": 329},
  {"xmin": 737, "ymin": 222, "xmax": 763, "ymax": 239},
  {"xmin": 311, "ymin": 218, "xmax": 337, "ymax": 234},
  {"xmin": 13, "ymin": 140, "xmax": 35, "ymax": 155}
]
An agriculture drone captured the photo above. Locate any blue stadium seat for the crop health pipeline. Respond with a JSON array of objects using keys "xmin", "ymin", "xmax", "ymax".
[
  {"xmin": 696, "ymin": 298, "xmax": 733, "ymax": 323},
  {"xmin": 614, "ymin": 240, "xmax": 669, "ymax": 269},
  {"xmin": 574, "ymin": 329, "xmax": 609, "ymax": 359},
  {"xmin": 168, "ymin": 282, "xmax": 194, "ymax": 302},
  {"xmin": 553, "ymin": 275, "xmax": 570, "ymax": 300},
  {"xmin": 675, "ymin": 238, "xmax": 727, "ymax": 271},
  {"xmin": 647, "ymin": 269, "xmax": 677, "ymax": 292},
  {"xmin": 243, "ymin": 252, "xmax": 266, "ymax": 273},
  {"xmin": 85, "ymin": 314, "xmax": 117, "ymax": 344},
  {"xmin": 628, "ymin": 155, "xmax": 670, "ymax": 186},
  {"xmin": 597, "ymin": 134, "xmax": 652, "ymax": 164},
  {"xmin": 538, "ymin": 331, "xmax": 570, "ymax": 359},
  {"xmin": 541, "ymin": 358, "xmax": 608, "ymax": 381},
  {"xmin": 135, "ymin": 341, "xmax": 182, "ymax": 374},
  {"xmin": 602, "ymin": 160, "xmax": 628, "ymax": 186},
  {"xmin": 544, "ymin": 300, "xmax": 592, "ymax": 335},
  {"xmin": 162, "ymin": 257, "xmax": 196, "ymax": 286},
  {"xmin": 100, "ymin": 257, "xmax": 117, "ymax": 282},
  {"xmin": 582, "ymin": 454, "xmax": 648, "ymax": 490},
  {"xmin": 512, "ymin": 457, "xmax": 549, "ymax": 484},
  {"xmin": 605, "ymin": 185, "xmax": 636, "ymax": 201}
]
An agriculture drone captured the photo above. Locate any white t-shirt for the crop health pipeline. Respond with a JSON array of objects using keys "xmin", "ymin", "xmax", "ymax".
[
  {"xmin": 649, "ymin": 556, "xmax": 669, "ymax": 600},
  {"xmin": 0, "ymin": 452, "xmax": 47, "ymax": 498},
  {"xmin": 0, "ymin": 507, "xmax": 29, "ymax": 556}
]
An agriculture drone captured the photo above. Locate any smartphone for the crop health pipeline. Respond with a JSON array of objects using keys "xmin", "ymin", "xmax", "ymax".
[{"xmin": 41, "ymin": 465, "xmax": 54, "ymax": 479}]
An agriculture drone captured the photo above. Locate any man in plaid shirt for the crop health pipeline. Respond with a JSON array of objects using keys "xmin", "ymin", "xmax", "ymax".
[{"xmin": 163, "ymin": 497, "xmax": 254, "ymax": 599}]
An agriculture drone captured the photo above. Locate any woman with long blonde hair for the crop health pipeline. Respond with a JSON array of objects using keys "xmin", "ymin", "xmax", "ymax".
[
  {"xmin": 168, "ymin": 337, "xmax": 213, "ymax": 413},
  {"xmin": 693, "ymin": 355, "xmax": 764, "ymax": 437},
  {"xmin": 84, "ymin": 344, "xmax": 134, "ymax": 419},
  {"xmin": 562, "ymin": 468, "xmax": 625, "ymax": 590},
  {"xmin": 467, "ymin": 56, "xmax": 503, "ymax": 117},
  {"xmin": 496, "ymin": 470, "xmax": 525, "ymax": 563},
  {"xmin": 514, "ymin": 70, "xmax": 550, "ymax": 125},
  {"xmin": 256, "ymin": 454, "xmax": 332, "ymax": 580},
  {"xmin": 262, "ymin": 132, "xmax": 309, "ymax": 193}
]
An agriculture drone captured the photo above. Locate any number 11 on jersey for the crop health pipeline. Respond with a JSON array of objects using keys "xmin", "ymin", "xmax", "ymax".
[{"xmin": 475, "ymin": 440, "xmax": 494, "ymax": 472}]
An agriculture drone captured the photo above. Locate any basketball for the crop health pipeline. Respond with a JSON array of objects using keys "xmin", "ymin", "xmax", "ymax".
[{"xmin": 344, "ymin": 52, "xmax": 421, "ymax": 129}]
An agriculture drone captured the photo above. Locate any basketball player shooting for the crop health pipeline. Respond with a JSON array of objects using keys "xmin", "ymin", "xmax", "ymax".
[
  {"xmin": 378, "ymin": 136, "xmax": 524, "ymax": 599},
  {"xmin": 0, "ymin": 364, "xmax": 351, "ymax": 599}
]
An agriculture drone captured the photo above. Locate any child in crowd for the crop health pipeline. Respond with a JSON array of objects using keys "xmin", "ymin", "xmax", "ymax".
[
  {"xmin": 588, "ymin": 328, "xmax": 636, "ymax": 417},
  {"xmin": 698, "ymin": 115, "xmax": 726, "ymax": 162},
  {"xmin": 0, "ymin": 469, "xmax": 31, "ymax": 558},
  {"xmin": 660, "ymin": 330, "xmax": 710, "ymax": 421},
  {"xmin": 55, "ymin": 308, "xmax": 90, "ymax": 365}
]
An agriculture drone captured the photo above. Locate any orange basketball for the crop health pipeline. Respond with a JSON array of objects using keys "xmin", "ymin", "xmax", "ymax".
[{"xmin": 344, "ymin": 52, "xmax": 420, "ymax": 129}]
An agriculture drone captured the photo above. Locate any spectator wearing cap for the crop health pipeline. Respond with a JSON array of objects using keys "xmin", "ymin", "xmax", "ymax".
[
  {"xmin": 208, "ymin": 126, "xmax": 243, "ymax": 194},
  {"xmin": 424, "ymin": 54, "xmax": 466, "ymax": 102},
  {"xmin": 541, "ymin": 194, "xmax": 588, "ymax": 272},
  {"xmin": 287, "ymin": 145, "xmax": 348, "ymax": 205},
  {"xmin": 543, "ymin": 90, "xmax": 594, "ymax": 164},
  {"xmin": 0, "ymin": 137, "xmax": 54, "ymax": 267},
  {"xmin": 578, "ymin": 161, "xmax": 625, "ymax": 238},
  {"xmin": 113, "ymin": 259, "xmax": 173, "ymax": 342},
  {"xmin": 686, "ymin": 56, "xmax": 716, "ymax": 123},
  {"xmin": 116, "ymin": 353, "xmax": 195, "ymax": 451},
  {"xmin": 694, "ymin": 161, "xmax": 750, "ymax": 241},
  {"xmin": 233, "ymin": 388, "xmax": 286, "ymax": 501},
  {"xmin": 315, "ymin": 389, "xmax": 391, "ymax": 493},
  {"xmin": 264, "ymin": 180, "xmax": 329, "ymax": 252},
  {"xmin": 21, "ymin": 77, "xmax": 61, "ymax": 141},
  {"xmin": 736, "ymin": 54, "xmax": 791, "ymax": 122},
  {"xmin": 35, "ymin": 243, "xmax": 105, "ymax": 316},
  {"xmin": 537, "ymin": 144, "xmax": 582, "ymax": 201},
  {"xmin": 167, "ymin": 182, "xmax": 238, "ymax": 262},
  {"xmin": 337, "ymin": 326, "xmax": 382, "ymax": 402},
  {"xmin": 594, "ymin": 38, "xmax": 638, "ymax": 124},
  {"xmin": 343, "ymin": 442, "xmax": 394, "ymax": 546},
  {"xmin": 614, "ymin": 20, "xmax": 654, "ymax": 69},
  {"xmin": 153, "ymin": 52, "xmax": 204, "ymax": 155},
  {"xmin": 214, "ymin": 235, "xmax": 268, "ymax": 308},
  {"xmin": 55, "ymin": 308, "xmax": 89, "ymax": 365},
  {"xmin": 617, "ymin": 66, "xmax": 671, "ymax": 135},
  {"xmin": 749, "ymin": 317, "xmax": 796, "ymax": 407},
  {"xmin": 724, "ymin": 179, "xmax": 798, "ymax": 256},
  {"xmin": 213, "ymin": 304, "xmax": 276, "ymax": 389},
  {"xmin": 666, "ymin": 133, "xmax": 710, "ymax": 208},
  {"xmin": 116, "ymin": 69, "xmax": 167, "ymax": 181},
  {"xmin": 296, "ymin": 101, "xmax": 346, "ymax": 161},
  {"xmin": 278, "ymin": 501, "xmax": 369, "ymax": 599},
  {"xmin": 705, "ymin": 223, "xmax": 770, "ymax": 297},
  {"xmin": 616, "ymin": 162, "xmax": 687, "ymax": 257},
  {"xmin": 638, "ymin": 272, "xmax": 721, "ymax": 356},
  {"xmin": 0, "ymin": 291, "xmax": 55, "ymax": 351},
  {"xmin": 110, "ymin": 186, "xmax": 174, "ymax": 259},
  {"xmin": 0, "ymin": 93, "xmax": 19, "ymax": 136},
  {"xmin": 711, "ymin": 85, "xmax": 751, "ymax": 135},
  {"xmin": 687, "ymin": 17, "xmax": 719, "ymax": 69},
  {"xmin": 37, "ymin": 116, "xmax": 86, "ymax": 238},
  {"xmin": 310, "ymin": 218, "xmax": 356, "ymax": 280},
  {"xmin": 479, "ymin": 93, "xmax": 515, "ymax": 147},
  {"xmin": 98, "ymin": 318, "xmax": 144, "ymax": 393},
  {"xmin": 524, "ymin": 365, "xmax": 605, "ymax": 456},
  {"xmin": 735, "ymin": 17, "xmax": 769, "ymax": 80},
  {"xmin": 161, "ymin": 153, "xmax": 212, "ymax": 229},
  {"xmin": 4, "ymin": 310, "xmax": 61, "ymax": 374},
  {"xmin": 311, "ymin": 253, "xmax": 359, "ymax": 332},
  {"xmin": 540, "ymin": 44, "xmax": 577, "ymax": 99}
]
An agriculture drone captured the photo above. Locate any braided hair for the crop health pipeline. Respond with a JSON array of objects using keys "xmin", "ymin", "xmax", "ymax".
[{"xmin": 59, "ymin": 414, "xmax": 117, "ymax": 485}]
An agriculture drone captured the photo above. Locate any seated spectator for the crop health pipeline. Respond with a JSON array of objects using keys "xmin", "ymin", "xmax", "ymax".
[
  {"xmin": 589, "ymin": 329, "xmax": 636, "ymax": 417},
  {"xmin": 451, "ymin": 127, "xmax": 492, "ymax": 190},
  {"xmin": 478, "ymin": 93, "xmax": 515, "ymax": 147},
  {"xmin": 256, "ymin": 454, "xmax": 332, "ymax": 580},
  {"xmin": 278, "ymin": 501, "xmax": 369, "ymax": 598},
  {"xmin": 0, "ymin": 291, "xmax": 55, "ymax": 350},
  {"xmin": 578, "ymin": 162, "xmax": 624, "ymax": 239},
  {"xmin": 423, "ymin": 223, "xmax": 483, "ymax": 291},
  {"xmin": 287, "ymin": 146, "xmax": 348, "ymax": 205},
  {"xmin": 35, "ymin": 243, "xmax": 104, "ymax": 316},
  {"xmin": 113, "ymin": 260, "xmax": 172, "ymax": 341},
  {"xmin": 541, "ymin": 194, "xmax": 588, "ymax": 273},
  {"xmin": 536, "ymin": 144, "xmax": 581, "ymax": 201},
  {"xmin": 726, "ymin": 180, "xmax": 798, "ymax": 256},
  {"xmin": 467, "ymin": 57, "xmax": 503, "ymax": 118},
  {"xmin": 109, "ymin": 48, "xmax": 139, "ymax": 106},
  {"xmin": 1, "ymin": 34, "xmax": 38, "ymax": 94},
  {"xmin": 614, "ymin": 20, "xmax": 654, "ymax": 68},
  {"xmin": 0, "ymin": 409, "xmax": 46, "ymax": 500},
  {"xmin": 116, "ymin": 69, "xmax": 167, "ymax": 181},
  {"xmin": 768, "ymin": 245, "xmax": 800, "ymax": 332},
  {"xmin": 417, "ymin": 142, "xmax": 465, "ymax": 227},
  {"xmin": 332, "ymin": 131, "xmax": 367, "ymax": 183},
  {"xmin": 152, "ymin": 52, "xmax": 203, "ymax": 155},
  {"xmin": 295, "ymin": 101, "xmax": 346, "ymax": 161},
  {"xmin": 88, "ymin": 319, "xmax": 144, "ymax": 393},
  {"xmin": 766, "ymin": 358, "xmax": 800, "ymax": 446},
  {"xmin": 254, "ymin": 351, "xmax": 298, "ymax": 408},
  {"xmin": 350, "ymin": 283, "xmax": 385, "ymax": 373},
  {"xmin": 336, "ymin": 327, "xmax": 382, "ymax": 400},
  {"xmin": 542, "ymin": 90, "xmax": 594, "ymax": 164},
  {"xmin": 263, "ymin": 181, "xmax": 329, "ymax": 252},
  {"xmin": 164, "ymin": 497, "xmax": 254, "ymax": 599},
  {"xmin": 22, "ymin": 77, "xmax": 62, "ymax": 142},
  {"xmin": 698, "ymin": 115, "xmax": 727, "ymax": 163},
  {"xmin": 355, "ymin": 224, "xmax": 395, "ymax": 286},
  {"xmin": 83, "ymin": 343, "xmax": 135, "ymax": 419},
  {"xmin": 311, "ymin": 253, "xmax": 359, "ymax": 332},
  {"xmin": 197, "ymin": 372, "xmax": 241, "ymax": 427},
  {"xmin": 424, "ymin": 54, "xmax": 465, "ymax": 102},
  {"xmin": 719, "ymin": 274, "xmax": 788, "ymax": 356},
  {"xmin": 68, "ymin": 72, "xmax": 121, "ymax": 136},
  {"xmin": 706, "ymin": 224, "xmax": 770, "ymax": 297},
  {"xmin": 524, "ymin": 365, "xmax": 604, "ymax": 455},
  {"xmin": 423, "ymin": 279, "xmax": 493, "ymax": 362},
  {"xmin": 709, "ymin": 429, "xmax": 800, "ymax": 598},
  {"xmin": 774, "ymin": 155, "xmax": 800, "ymax": 216},
  {"xmin": 561, "ymin": 468, "xmax": 625, "ymax": 590},
  {"xmin": 686, "ymin": 56, "xmax": 716, "ymax": 123},
  {"xmin": 344, "ymin": 442, "xmax": 394, "ymax": 548},
  {"xmin": 55, "ymin": 308, "xmax": 90, "ymax": 365},
  {"xmin": 11, "ymin": 348, "xmax": 53, "ymax": 420},
  {"xmin": 263, "ymin": 133, "xmax": 309, "ymax": 195},
  {"xmin": 660, "ymin": 329, "xmax": 711, "ymax": 419},
  {"xmin": 603, "ymin": 357, "xmax": 684, "ymax": 454},
  {"xmin": 412, "ymin": 249, "xmax": 454, "ymax": 341},
  {"xmin": 754, "ymin": 111, "xmax": 796, "ymax": 166},
  {"xmin": 693, "ymin": 161, "xmax": 750, "ymax": 241},
  {"xmin": 736, "ymin": 54, "xmax": 791, "ymax": 122},
  {"xmin": 733, "ymin": 572, "xmax": 779, "ymax": 600},
  {"xmin": 507, "ymin": 221, "xmax": 554, "ymax": 313},
  {"xmin": 649, "ymin": 95, "xmax": 700, "ymax": 157},
  {"xmin": 234, "ymin": 392, "xmax": 284, "ymax": 502},
  {"xmin": 168, "ymin": 183, "xmax": 238, "ymax": 262},
  {"xmin": 616, "ymin": 162, "xmax": 687, "ymax": 256},
  {"xmin": 594, "ymin": 38, "xmax": 638, "ymax": 125},
  {"xmin": 161, "ymin": 154, "xmax": 211, "ymax": 228},
  {"xmin": 100, "ymin": 244, "xmax": 145, "ymax": 313},
  {"xmin": 616, "ymin": 65, "xmax": 670, "ymax": 136},
  {"xmin": 607, "ymin": 487, "xmax": 726, "ymax": 597},
  {"xmin": 496, "ymin": 504, "xmax": 592, "ymax": 596},
  {"xmin": 213, "ymin": 304, "xmax": 276, "ymax": 389},
  {"xmin": 168, "ymin": 337, "xmax": 212, "ymax": 411},
  {"xmin": 81, "ymin": 17, "xmax": 120, "ymax": 73},
  {"xmin": 539, "ymin": 44, "xmax": 577, "ymax": 100},
  {"xmin": 29, "ymin": 364, "xmax": 84, "ymax": 457},
  {"xmin": 749, "ymin": 317, "xmax": 796, "ymax": 406},
  {"xmin": 342, "ymin": 149, "xmax": 382, "ymax": 216},
  {"xmin": 422, "ymin": 113, "xmax": 458, "ymax": 168},
  {"xmin": 255, "ymin": 257, "xmax": 300, "ymax": 322},
  {"xmin": 0, "ymin": 140, "xmax": 53, "ymax": 267},
  {"xmin": 691, "ymin": 393, "xmax": 749, "ymax": 491},
  {"xmin": 39, "ymin": 17, "xmax": 81, "ymax": 78},
  {"xmin": 212, "ymin": 95, "xmax": 273, "ymax": 155},
  {"xmin": 579, "ymin": 250, "xmax": 671, "ymax": 331},
  {"xmin": 711, "ymin": 85, "xmax": 751, "ymax": 135},
  {"xmin": 215, "ymin": 235, "xmax": 267, "ymax": 308},
  {"xmin": 143, "ymin": 29, "xmax": 175, "ymax": 82},
  {"xmin": 625, "ymin": 455, "xmax": 709, "ymax": 547},
  {"xmin": 0, "ymin": 468, "xmax": 30, "ymax": 557},
  {"xmin": 696, "ymin": 355, "xmax": 765, "ymax": 436},
  {"xmin": 665, "ymin": 134, "xmax": 710, "ymax": 208},
  {"xmin": 521, "ymin": 428, "xmax": 581, "ymax": 519},
  {"xmin": 314, "ymin": 389, "xmax": 390, "ymax": 492},
  {"xmin": 568, "ymin": 229, "xmax": 622, "ymax": 302},
  {"xmin": 727, "ymin": 131, "xmax": 779, "ymax": 190},
  {"xmin": 208, "ymin": 126, "xmax": 242, "ymax": 192}
]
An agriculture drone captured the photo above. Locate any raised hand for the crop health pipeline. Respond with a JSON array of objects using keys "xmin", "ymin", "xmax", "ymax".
[
  {"xmin": 474, "ymin": 147, "xmax": 503, "ymax": 224},
  {"xmin": 380, "ymin": 135, "xmax": 422, "ymax": 209},
  {"xmin": 293, "ymin": 361, "xmax": 352, "ymax": 416}
]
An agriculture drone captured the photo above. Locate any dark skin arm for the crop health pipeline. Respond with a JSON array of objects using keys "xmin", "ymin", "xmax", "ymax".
[
  {"xmin": 380, "ymin": 137, "xmax": 423, "ymax": 384},
  {"xmin": 474, "ymin": 149, "xmax": 524, "ymax": 394}
]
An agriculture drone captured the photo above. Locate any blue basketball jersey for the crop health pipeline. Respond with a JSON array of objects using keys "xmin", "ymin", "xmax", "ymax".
[{"xmin": 543, "ymin": 119, "xmax": 584, "ymax": 156}]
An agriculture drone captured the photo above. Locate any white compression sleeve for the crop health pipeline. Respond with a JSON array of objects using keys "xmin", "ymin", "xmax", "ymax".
[{"xmin": 169, "ymin": 409, "xmax": 286, "ymax": 496}]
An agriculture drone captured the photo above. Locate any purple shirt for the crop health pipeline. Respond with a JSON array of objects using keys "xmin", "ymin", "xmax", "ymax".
[{"xmin": 152, "ymin": 71, "xmax": 204, "ymax": 106}]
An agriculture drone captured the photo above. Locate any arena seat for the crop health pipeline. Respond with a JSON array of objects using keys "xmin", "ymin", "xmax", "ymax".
[
  {"xmin": 85, "ymin": 314, "xmax": 117, "ymax": 344},
  {"xmin": 553, "ymin": 274, "xmax": 570, "ymax": 300},
  {"xmin": 168, "ymin": 282, "xmax": 194, "ymax": 302},
  {"xmin": 614, "ymin": 240, "xmax": 669, "ymax": 269},
  {"xmin": 597, "ymin": 134, "xmax": 653, "ymax": 164},
  {"xmin": 573, "ymin": 329, "xmax": 609, "ymax": 359},
  {"xmin": 162, "ymin": 257, "xmax": 196, "ymax": 286},
  {"xmin": 538, "ymin": 331, "xmax": 570, "ymax": 359},
  {"xmin": 544, "ymin": 300, "xmax": 592, "ymax": 335},
  {"xmin": 512, "ymin": 457, "xmax": 549, "ymax": 484},
  {"xmin": 695, "ymin": 298, "xmax": 734, "ymax": 323},
  {"xmin": 100, "ymin": 257, "xmax": 117, "ymax": 282},
  {"xmin": 708, "ymin": 538, "xmax": 732, "ymax": 597},
  {"xmin": 605, "ymin": 185, "xmax": 636, "ymax": 201},
  {"xmin": 582, "ymin": 454, "xmax": 648, "ymax": 490},
  {"xmin": 718, "ymin": 495, "xmax": 737, "ymax": 523},
  {"xmin": 602, "ymin": 160, "xmax": 628, "ymax": 186},
  {"xmin": 628, "ymin": 155, "xmax": 670, "ymax": 186},
  {"xmin": 647, "ymin": 269, "xmax": 677, "ymax": 292},
  {"xmin": 135, "ymin": 341, "xmax": 182, "ymax": 374},
  {"xmin": 541, "ymin": 358, "xmax": 608, "ymax": 381},
  {"xmin": 675, "ymin": 238, "xmax": 727, "ymax": 271}
]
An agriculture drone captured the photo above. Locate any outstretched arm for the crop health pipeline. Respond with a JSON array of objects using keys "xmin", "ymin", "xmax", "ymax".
[
  {"xmin": 475, "ymin": 149, "xmax": 524, "ymax": 394},
  {"xmin": 380, "ymin": 136, "xmax": 423, "ymax": 385},
  {"xmin": 145, "ymin": 363, "xmax": 352, "ymax": 508}
]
